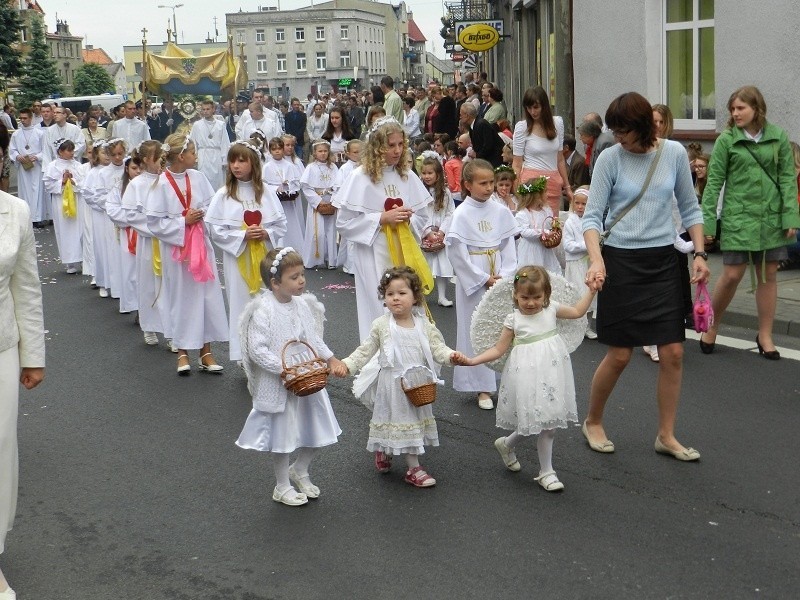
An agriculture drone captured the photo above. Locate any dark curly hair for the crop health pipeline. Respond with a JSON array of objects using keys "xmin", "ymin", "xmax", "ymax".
[{"xmin": 378, "ymin": 266, "xmax": 424, "ymax": 306}]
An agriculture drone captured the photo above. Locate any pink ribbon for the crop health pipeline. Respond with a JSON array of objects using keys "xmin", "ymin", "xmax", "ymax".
[{"xmin": 172, "ymin": 222, "xmax": 215, "ymax": 282}]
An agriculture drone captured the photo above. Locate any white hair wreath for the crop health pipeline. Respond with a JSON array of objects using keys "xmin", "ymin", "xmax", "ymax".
[
  {"xmin": 269, "ymin": 246, "xmax": 296, "ymax": 275},
  {"xmin": 420, "ymin": 150, "xmax": 440, "ymax": 161}
]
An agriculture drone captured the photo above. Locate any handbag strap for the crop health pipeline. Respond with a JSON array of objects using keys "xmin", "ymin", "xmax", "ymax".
[
  {"xmin": 743, "ymin": 143, "xmax": 781, "ymax": 193},
  {"xmin": 602, "ymin": 139, "xmax": 665, "ymax": 240}
]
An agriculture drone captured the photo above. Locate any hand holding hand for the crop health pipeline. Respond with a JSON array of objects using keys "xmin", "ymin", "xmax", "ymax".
[
  {"xmin": 584, "ymin": 259, "xmax": 606, "ymax": 292},
  {"xmin": 450, "ymin": 352, "xmax": 470, "ymax": 366},
  {"xmin": 328, "ymin": 357, "xmax": 348, "ymax": 377}
]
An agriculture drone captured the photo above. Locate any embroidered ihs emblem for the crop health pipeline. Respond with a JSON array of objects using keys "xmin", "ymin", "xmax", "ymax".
[
  {"xmin": 478, "ymin": 220, "xmax": 493, "ymax": 232},
  {"xmin": 384, "ymin": 184, "xmax": 400, "ymax": 197}
]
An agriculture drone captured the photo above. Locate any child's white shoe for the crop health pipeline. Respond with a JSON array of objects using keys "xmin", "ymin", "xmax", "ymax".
[
  {"xmin": 477, "ymin": 394, "xmax": 494, "ymax": 410},
  {"xmin": 143, "ymin": 332, "xmax": 159, "ymax": 345},
  {"xmin": 535, "ymin": 471, "xmax": 564, "ymax": 492},
  {"xmin": 272, "ymin": 486, "xmax": 308, "ymax": 506},
  {"xmin": 494, "ymin": 437, "xmax": 521, "ymax": 471},
  {"xmin": 288, "ymin": 466, "xmax": 320, "ymax": 498}
]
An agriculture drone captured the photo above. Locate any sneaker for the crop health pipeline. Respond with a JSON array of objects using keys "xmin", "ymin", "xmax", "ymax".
[
  {"xmin": 585, "ymin": 328, "xmax": 598, "ymax": 339},
  {"xmin": 143, "ymin": 332, "xmax": 159, "ymax": 345},
  {"xmin": 643, "ymin": 346, "xmax": 659, "ymax": 362},
  {"xmin": 98, "ymin": 287, "xmax": 109, "ymax": 298}
]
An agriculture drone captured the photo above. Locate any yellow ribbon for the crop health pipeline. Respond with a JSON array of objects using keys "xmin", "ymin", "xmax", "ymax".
[
  {"xmin": 152, "ymin": 239, "xmax": 162, "ymax": 277},
  {"xmin": 236, "ymin": 224, "xmax": 267, "ymax": 295},
  {"xmin": 62, "ymin": 178, "xmax": 77, "ymax": 218},
  {"xmin": 469, "ymin": 248, "xmax": 498, "ymax": 277},
  {"xmin": 382, "ymin": 222, "xmax": 434, "ymax": 295}
]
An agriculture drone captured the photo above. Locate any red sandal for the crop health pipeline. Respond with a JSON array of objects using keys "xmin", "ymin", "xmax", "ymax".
[
  {"xmin": 374, "ymin": 451, "xmax": 392, "ymax": 473},
  {"xmin": 404, "ymin": 466, "xmax": 436, "ymax": 488}
]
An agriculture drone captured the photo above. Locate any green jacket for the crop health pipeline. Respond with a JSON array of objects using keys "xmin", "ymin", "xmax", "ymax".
[{"xmin": 702, "ymin": 122, "xmax": 800, "ymax": 251}]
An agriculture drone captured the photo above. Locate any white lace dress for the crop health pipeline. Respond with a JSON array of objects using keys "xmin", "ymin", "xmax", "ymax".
[{"xmin": 496, "ymin": 306, "xmax": 578, "ymax": 435}]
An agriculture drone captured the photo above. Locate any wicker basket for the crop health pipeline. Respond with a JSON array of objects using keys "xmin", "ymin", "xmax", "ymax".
[
  {"xmin": 317, "ymin": 203, "xmax": 336, "ymax": 216},
  {"xmin": 540, "ymin": 216, "xmax": 562, "ymax": 248},
  {"xmin": 280, "ymin": 340, "xmax": 330, "ymax": 397},
  {"xmin": 401, "ymin": 379, "xmax": 437, "ymax": 407},
  {"xmin": 421, "ymin": 241, "xmax": 445, "ymax": 253}
]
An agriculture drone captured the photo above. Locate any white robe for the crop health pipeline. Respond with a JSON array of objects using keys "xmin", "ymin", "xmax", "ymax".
[
  {"xmin": 95, "ymin": 164, "xmax": 127, "ymax": 298},
  {"xmin": 8, "ymin": 126, "xmax": 45, "ymax": 221},
  {"xmin": 445, "ymin": 196, "xmax": 519, "ymax": 393},
  {"xmin": 143, "ymin": 169, "xmax": 228, "ymax": 350},
  {"xmin": 81, "ymin": 165, "xmax": 115, "ymax": 290},
  {"xmin": 77, "ymin": 162, "xmax": 94, "ymax": 277},
  {"xmin": 262, "ymin": 157, "xmax": 305, "ymax": 249},
  {"xmin": 300, "ymin": 161, "xmax": 339, "ymax": 268},
  {"xmin": 112, "ymin": 117, "xmax": 151, "ymax": 149},
  {"xmin": 123, "ymin": 171, "xmax": 167, "ymax": 335},
  {"xmin": 42, "ymin": 122, "xmax": 86, "ymax": 164},
  {"xmin": 206, "ymin": 181, "xmax": 287, "ymax": 361},
  {"xmin": 106, "ymin": 184, "xmax": 139, "ymax": 313},
  {"xmin": 335, "ymin": 166, "xmax": 433, "ymax": 340},
  {"xmin": 42, "ymin": 158, "xmax": 85, "ymax": 265},
  {"xmin": 331, "ymin": 159, "xmax": 360, "ymax": 272},
  {"xmin": 422, "ymin": 187, "xmax": 456, "ymax": 278},
  {"xmin": 239, "ymin": 116, "xmax": 281, "ymax": 142},
  {"xmin": 190, "ymin": 118, "xmax": 230, "ymax": 191}
]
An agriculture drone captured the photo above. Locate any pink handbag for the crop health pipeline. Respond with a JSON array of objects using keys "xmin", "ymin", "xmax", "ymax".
[{"xmin": 693, "ymin": 281, "xmax": 714, "ymax": 333}]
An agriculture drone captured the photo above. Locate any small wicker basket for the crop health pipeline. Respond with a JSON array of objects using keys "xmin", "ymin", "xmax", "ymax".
[
  {"xmin": 280, "ymin": 340, "xmax": 330, "ymax": 397},
  {"xmin": 316, "ymin": 203, "xmax": 336, "ymax": 216},
  {"xmin": 540, "ymin": 216, "xmax": 562, "ymax": 249},
  {"xmin": 401, "ymin": 379, "xmax": 437, "ymax": 407},
  {"xmin": 421, "ymin": 241, "xmax": 445, "ymax": 253}
]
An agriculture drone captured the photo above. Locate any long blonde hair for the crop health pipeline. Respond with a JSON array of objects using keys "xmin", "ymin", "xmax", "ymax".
[{"xmin": 363, "ymin": 121, "xmax": 411, "ymax": 184}]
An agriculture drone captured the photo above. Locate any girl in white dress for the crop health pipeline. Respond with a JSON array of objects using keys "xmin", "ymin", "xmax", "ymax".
[
  {"xmin": 491, "ymin": 166, "xmax": 518, "ymax": 214},
  {"xmin": 42, "ymin": 139, "xmax": 85, "ymax": 274},
  {"xmin": 563, "ymin": 186, "xmax": 597, "ymax": 338},
  {"xmin": 122, "ymin": 141, "xmax": 167, "ymax": 346},
  {"xmin": 143, "ymin": 133, "xmax": 228, "ymax": 376},
  {"xmin": 281, "ymin": 134, "xmax": 305, "ymax": 182},
  {"xmin": 207, "ymin": 141, "xmax": 287, "ymax": 362},
  {"xmin": 82, "ymin": 142, "xmax": 112, "ymax": 296},
  {"xmin": 339, "ymin": 267, "xmax": 461, "ymax": 488},
  {"xmin": 300, "ymin": 140, "xmax": 339, "ymax": 268},
  {"xmin": 445, "ymin": 159, "xmax": 518, "ymax": 410},
  {"xmin": 418, "ymin": 155, "xmax": 455, "ymax": 306},
  {"xmin": 459, "ymin": 266, "xmax": 595, "ymax": 492},
  {"xmin": 238, "ymin": 247, "xmax": 344, "ymax": 506},
  {"xmin": 515, "ymin": 176, "xmax": 562, "ymax": 275},
  {"xmin": 96, "ymin": 139, "xmax": 128, "ymax": 300},
  {"xmin": 262, "ymin": 137, "xmax": 304, "ymax": 250},
  {"xmin": 335, "ymin": 117, "xmax": 433, "ymax": 340}
]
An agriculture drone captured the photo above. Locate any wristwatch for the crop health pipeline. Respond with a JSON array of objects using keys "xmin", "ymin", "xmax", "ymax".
[{"xmin": 693, "ymin": 251, "xmax": 708, "ymax": 260}]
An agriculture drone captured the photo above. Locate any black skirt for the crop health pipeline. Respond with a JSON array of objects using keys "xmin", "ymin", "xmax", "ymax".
[{"xmin": 596, "ymin": 245, "xmax": 686, "ymax": 347}]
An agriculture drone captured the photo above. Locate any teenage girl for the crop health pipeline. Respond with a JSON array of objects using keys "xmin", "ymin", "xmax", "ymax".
[{"xmin": 419, "ymin": 156, "xmax": 455, "ymax": 307}]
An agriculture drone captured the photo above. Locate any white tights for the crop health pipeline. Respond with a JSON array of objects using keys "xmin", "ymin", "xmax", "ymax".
[
  {"xmin": 272, "ymin": 447, "xmax": 316, "ymax": 491},
  {"xmin": 504, "ymin": 429, "xmax": 555, "ymax": 475},
  {"xmin": 436, "ymin": 277, "xmax": 450, "ymax": 302}
]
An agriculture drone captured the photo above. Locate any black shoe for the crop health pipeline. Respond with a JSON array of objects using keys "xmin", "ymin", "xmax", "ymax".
[
  {"xmin": 755, "ymin": 336, "xmax": 780, "ymax": 360},
  {"xmin": 699, "ymin": 334, "xmax": 715, "ymax": 354}
]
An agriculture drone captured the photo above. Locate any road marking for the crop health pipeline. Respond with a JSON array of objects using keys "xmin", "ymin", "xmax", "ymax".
[{"xmin": 685, "ymin": 331, "xmax": 800, "ymax": 362}]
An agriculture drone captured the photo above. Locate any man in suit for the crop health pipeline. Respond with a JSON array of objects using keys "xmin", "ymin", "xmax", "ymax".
[
  {"xmin": 284, "ymin": 97, "xmax": 308, "ymax": 159},
  {"xmin": 562, "ymin": 134, "xmax": 589, "ymax": 191},
  {"xmin": 459, "ymin": 103, "xmax": 504, "ymax": 168}
]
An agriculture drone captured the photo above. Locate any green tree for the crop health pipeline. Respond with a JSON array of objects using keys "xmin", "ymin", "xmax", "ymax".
[
  {"xmin": 18, "ymin": 15, "xmax": 63, "ymax": 107},
  {"xmin": 73, "ymin": 63, "xmax": 114, "ymax": 96},
  {"xmin": 0, "ymin": 0, "xmax": 23, "ymax": 84}
]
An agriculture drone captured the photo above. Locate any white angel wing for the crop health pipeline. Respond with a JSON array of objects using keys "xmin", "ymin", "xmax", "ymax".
[
  {"xmin": 470, "ymin": 271, "xmax": 587, "ymax": 372},
  {"xmin": 300, "ymin": 292, "xmax": 326, "ymax": 338}
]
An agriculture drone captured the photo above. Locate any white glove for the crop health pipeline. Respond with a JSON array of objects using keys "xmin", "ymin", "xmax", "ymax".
[
  {"xmin": 166, "ymin": 118, "xmax": 174, "ymax": 126},
  {"xmin": 233, "ymin": 115, "xmax": 240, "ymax": 123}
]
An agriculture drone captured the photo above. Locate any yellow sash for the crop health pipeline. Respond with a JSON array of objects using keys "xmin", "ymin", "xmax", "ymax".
[
  {"xmin": 236, "ymin": 225, "xmax": 267, "ymax": 295},
  {"xmin": 62, "ymin": 179, "xmax": 77, "ymax": 218},
  {"xmin": 152, "ymin": 239, "xmax": 162, "ymax": 277},
  {"xmin": 382, "ymin": 222, "xmax": 434, "ymax": 294}
]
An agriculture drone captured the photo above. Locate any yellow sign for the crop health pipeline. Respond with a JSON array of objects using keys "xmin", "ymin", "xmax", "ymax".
[{"xmin": 458, "ymin": 24, "xmax": 500, "ymax": 52}]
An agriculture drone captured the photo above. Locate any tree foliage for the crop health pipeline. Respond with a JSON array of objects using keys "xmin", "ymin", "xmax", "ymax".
[
  {"xmin": 73, "ymin": 63, "xmax": 114, "ymax": 96},
  {"xmin": 0, "ymin": 0, "xmax": 23, "ymax": 81},
  {"xmin": 18, "ymin": 15, "xmax": 63, "ymax": 107}
]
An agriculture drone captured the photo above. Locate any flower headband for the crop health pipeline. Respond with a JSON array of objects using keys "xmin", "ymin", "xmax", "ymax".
[
  {"xmin": 420, "ymin": 150, "xmax": 440, "ymax": 161},
  {"xmin": 311, "ymin": 139, "xmax": 330, "ymax": 148},
  {"xmin": 92, "ymin": 140, "xmax": 107, "ymax": 149},
  {"xmin": 517, "ymin": 176, "xmax": 548, "ymax": 195},
  {"xmin": 494, "ymin": 164, "xmax": 514, "ymax": 175},
  {"xmin": 231, "ymin": 140, "xmax": 261, "ymax": 156},
  {"xmin": 269, "ymin": 247, "xmax": 296, "ymax": 275},
  {"xmin": 53, "ymin": 137, "xmax": 67, "ymax": 149},
  {"xmin": 160, "ymin": 143, "xmax": 170, "ymax": 153},
  {"xmin": 368, "ymin": 115, "xmax": 401, "ymax": 136},
  {"xmin": 104, "ymin": 137, "xmax": 126, "ymax": 148}
]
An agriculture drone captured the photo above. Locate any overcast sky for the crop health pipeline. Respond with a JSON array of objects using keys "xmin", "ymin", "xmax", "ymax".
[{"xmin": 41, "ymin": 0, "xmax": 447, "ymax": 62}]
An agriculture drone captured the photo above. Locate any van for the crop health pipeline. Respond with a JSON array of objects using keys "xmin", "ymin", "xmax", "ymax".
[{"xmin": 45, "ymin": 94, "xmax": 128, "ymax": 115}]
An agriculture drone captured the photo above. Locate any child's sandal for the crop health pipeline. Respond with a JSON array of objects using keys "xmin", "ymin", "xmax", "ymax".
[
  {"xmin": 404, "ymin": 466, "xmax": 436, "ymax": 488},
  {"xmin": 374, "ymin": 451, "xmax": 392, "ymax": 473}
]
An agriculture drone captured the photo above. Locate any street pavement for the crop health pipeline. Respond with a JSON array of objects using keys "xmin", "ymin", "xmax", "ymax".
[{"xmin": 5, "ymin": 227, "xmax": 800, "ymax": 599}]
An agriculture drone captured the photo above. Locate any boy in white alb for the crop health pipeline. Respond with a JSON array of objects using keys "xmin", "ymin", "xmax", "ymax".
[{"xmin": 190, "ymin": 100, "xmax": 230, "ymax": 191}]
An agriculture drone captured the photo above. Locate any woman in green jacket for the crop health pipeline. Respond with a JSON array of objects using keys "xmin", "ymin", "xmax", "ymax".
[{"xmin": 700, "ymin": 86, "xmax": 800, "ymax": 359}]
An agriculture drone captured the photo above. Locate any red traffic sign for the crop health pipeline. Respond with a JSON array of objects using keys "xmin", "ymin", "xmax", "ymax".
[{"xmin": 451, "ymin": 52, "xmax": 466, "ymax": 62}]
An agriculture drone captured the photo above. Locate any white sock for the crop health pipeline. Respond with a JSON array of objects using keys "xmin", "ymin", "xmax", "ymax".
[
  {"xmin": 504, "ymin": 430, "xmax": 522, "ymax": 449},
  {"xmin": 292, "ymin": 447, "xmax": 316, "ymax": 478},
  {"xmin": 537, "ymin": 429, "xmax": 555, "ymax": 474},
  {"xmin": 405, "ymin": 454, "xmax": 420, "ymax": 469},
  {"xmin": 272, "ymin": 452, "xmax": 291, "ymax": 490},
  {"xmin": 436, "ymin": 277, "xmax": 449, "ymax": 302}
]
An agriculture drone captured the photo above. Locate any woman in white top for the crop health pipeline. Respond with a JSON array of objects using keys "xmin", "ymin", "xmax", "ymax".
[
  {"xmin": 305, "ymin": 104, "xmax": 329, "ymax": 151},
  {"xmin": 402, "ymin": 96, "xmax": 421, "ymax": 140},
  {"xmin": 512, "ymin": 86, "xmax": 573, "ymax": 213}
]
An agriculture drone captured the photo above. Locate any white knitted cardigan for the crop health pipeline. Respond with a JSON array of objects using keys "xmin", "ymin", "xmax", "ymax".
[{"xmin": 239, "ymin": 291, "xmax": 332, "ymax": 413}]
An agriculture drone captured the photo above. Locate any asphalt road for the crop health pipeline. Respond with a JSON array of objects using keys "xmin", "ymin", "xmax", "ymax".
[{"xmin": 6, "ymin": 228, "xmax": 799, "ymax": 599}]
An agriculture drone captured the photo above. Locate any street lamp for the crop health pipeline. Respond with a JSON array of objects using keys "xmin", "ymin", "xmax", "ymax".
[{"xmin": 158, "ymin": 3, "xmax": 184, "ymax": 43}]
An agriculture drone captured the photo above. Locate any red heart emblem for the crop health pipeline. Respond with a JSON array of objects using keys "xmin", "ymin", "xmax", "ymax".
[
  {"xmin": 384, "ymin": 197, "xmax": 403, "ymax": 211},
  {"xmin": 243, "ymin": 210, "xmax": 262, "ymax": 226}
]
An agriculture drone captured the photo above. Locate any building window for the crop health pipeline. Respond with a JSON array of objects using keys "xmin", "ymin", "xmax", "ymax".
[
  {"xmin": 276, "ymin": 28, "xmax": 285, "ymax": 42},
  {"xmin": 257, "ymin": 54, "xmax": 268, "ymax": 73},
  {"xmin": 340, "ymin": 50, "xmax": 351, "ymax": 68},
  {"xmin": 296, "ymin": 52, "xmax": 306, "ymax": 72},
  {"xmin": 315, "ymin": 26, "xmax": 325, "ymax": 41},
  {"xmin": 340, "ymin": 25, "xmax": 349, "ymax": 40},
  {"xmin": 256, "ymin": 29, "xmax": 265, "ymax": 43},
  {"xmin": 295, "ymin": 27, "xmax": 305, "ymax": 42},
  {"xmin": 663, "ymin": 0, "xmax": 715, "ymax": 124},
  {"xmin": 316, "ymin": 52, "xmax": 326, "ymax": 71},
  {"xmin": 19, "ymin": 27, "xmax": 27, "ymax": 42},
  {"xmin": 277, "ymin": 54, "xmax": 287, "ymax": 73}
]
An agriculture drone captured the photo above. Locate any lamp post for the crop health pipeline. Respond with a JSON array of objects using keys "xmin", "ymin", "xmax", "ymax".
[{"xmin": 158, "ymin": 3, "xmax": 184, "ymax": 43}]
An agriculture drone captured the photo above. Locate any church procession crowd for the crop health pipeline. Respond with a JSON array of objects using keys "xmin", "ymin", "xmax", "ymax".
[{"xmin": 1, "ymin": 66, "xmax": 799, "ymax": 596}]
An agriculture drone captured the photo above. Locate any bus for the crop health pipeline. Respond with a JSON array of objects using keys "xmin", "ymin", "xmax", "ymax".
[{"xmin": 45, "ymin": 94, "xmax": 127, "ymax": 114}]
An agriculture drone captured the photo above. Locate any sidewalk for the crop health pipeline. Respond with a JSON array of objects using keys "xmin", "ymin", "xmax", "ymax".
[{"xmin": 705, "ymin": 252, "xmax": 800, "ymax": 338}]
